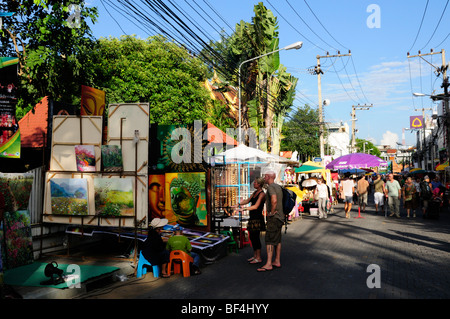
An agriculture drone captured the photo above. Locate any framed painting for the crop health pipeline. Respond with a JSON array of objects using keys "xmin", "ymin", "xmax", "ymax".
[
  {"xmin": 101, "ymin": 145, "xmax": 123, "ymax": 172},
  {"xmin": 93, "ymin": 177, "xmax": 134, "ymax": 217},
  {"xmin": 75, "ymin": 145, "xmax": 96, "ymax": 172},
  {"xmin": 165, "ymin": 172, "xmax": 207, "ymax": 227},
  {"xmin": 50, "ymin": 178, "xmax": 89, "ymax": 215}
]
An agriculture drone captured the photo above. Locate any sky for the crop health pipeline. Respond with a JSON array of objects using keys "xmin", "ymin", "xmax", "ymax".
[{"xmin": 87, "ymin": 0, "xmax": 450, "ymax": 149}]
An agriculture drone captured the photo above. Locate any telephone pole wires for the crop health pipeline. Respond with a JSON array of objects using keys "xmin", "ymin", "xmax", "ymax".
[
  {"xmin": 351, "ymin": 104, "xmax": 373, "ymax": 153},
  {"xmin": 314, "ymin": 51, "xmax": 351, "ymax": 159}
]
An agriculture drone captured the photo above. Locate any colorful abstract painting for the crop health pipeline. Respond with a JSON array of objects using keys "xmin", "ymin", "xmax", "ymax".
[
  {"xmin": 75, "ymin": 145, "xmax": 96, "ymax": 172},
  {"xmin": 94, "ymin": 178, "xmax": 134, "ymax": 216},
  {"xmin": 50, "ymin": 178, "xmax": 89, "ymax": 215},
  {"xmin": 101, "ymin": 145, "xmax": 123, "ymax": 172},
  {"xmin": 165, "ymin": 172, "xmax": 207, "ymax": 227}
]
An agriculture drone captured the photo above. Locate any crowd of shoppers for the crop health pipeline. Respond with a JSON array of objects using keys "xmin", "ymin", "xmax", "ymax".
[{"xmin": 336, "ymin": 172, "xmax": 447, "ymax": 219}]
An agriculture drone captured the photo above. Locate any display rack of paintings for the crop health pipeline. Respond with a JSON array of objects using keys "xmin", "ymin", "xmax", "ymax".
[{"xmin": 44, "ymin": 104, "xmax": 149, "ymax": 229}]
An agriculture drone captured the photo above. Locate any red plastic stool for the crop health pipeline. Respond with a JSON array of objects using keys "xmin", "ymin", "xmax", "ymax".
[{"xmin": 240, "ymin": 228, "xmax": 252, "ymax": 248}]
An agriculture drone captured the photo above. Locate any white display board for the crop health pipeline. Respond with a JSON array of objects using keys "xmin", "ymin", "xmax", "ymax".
[
  {"xmin": 107, "ymin": 103, "xmax": 149, "ymax": 175},
  {"xmin": 50, "ymin": 116, "xmax": 103, "ymax": 171}
]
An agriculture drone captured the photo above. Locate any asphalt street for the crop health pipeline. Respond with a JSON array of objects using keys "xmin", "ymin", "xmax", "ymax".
[{"xmin": 80, "ymin": 199, "xmax": 450, "ymax": 301}]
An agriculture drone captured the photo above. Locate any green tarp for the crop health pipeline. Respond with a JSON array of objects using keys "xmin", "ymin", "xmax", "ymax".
[{"xmin": 4, "ymin": 262, "xmax": 119, "ymax": 289}]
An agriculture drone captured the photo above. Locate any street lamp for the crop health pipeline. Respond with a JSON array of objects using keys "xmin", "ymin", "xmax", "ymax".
[{"xmin": 238, "ymin": 41, "xmax": 303, "ymax": 144}]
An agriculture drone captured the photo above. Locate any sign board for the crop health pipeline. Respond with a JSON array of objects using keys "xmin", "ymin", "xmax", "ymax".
[{"xmin": 410, "ymin": 116, "xmax": 424, "ymax": 129}]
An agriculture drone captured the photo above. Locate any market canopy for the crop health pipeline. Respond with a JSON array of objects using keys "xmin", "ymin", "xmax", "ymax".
[
  {"xmin": 294, "ymin": 160, "xmax": 325, "ymax": 173},
  {"xmin": 326, "ymin": 153, "xmax": 387, "ymax": 170},
  {"xmin": 215, "ymin": 144, "xmax": 280, "ymax": 164},
  {"xmin": 435, "ymin": 161, "xmax": 449, "ymax": 171}
]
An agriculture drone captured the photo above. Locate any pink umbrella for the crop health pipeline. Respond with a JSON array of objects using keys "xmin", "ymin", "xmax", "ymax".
[{"xmin": 326, "ymin": 153, "xmax": 387, "ymax": 170}]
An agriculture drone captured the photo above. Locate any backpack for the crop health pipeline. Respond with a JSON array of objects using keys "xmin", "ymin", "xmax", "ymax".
[
  {"xmin": 280, "ymin": 186, "xmax": 297, "ymax": 233},
  {"xmin": 420, "ymin": 181, "xmax": 432, "ymax": 200}
]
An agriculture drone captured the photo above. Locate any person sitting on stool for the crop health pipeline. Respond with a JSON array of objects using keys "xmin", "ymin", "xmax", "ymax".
[{"xmin": 166, "ymin": 226, "xmax": 201, "ymax": 276}]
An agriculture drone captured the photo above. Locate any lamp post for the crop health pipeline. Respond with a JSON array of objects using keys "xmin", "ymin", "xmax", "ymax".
[{"xmin": 238, "ymin": 41, "xmax": 303, "ymax": 144}]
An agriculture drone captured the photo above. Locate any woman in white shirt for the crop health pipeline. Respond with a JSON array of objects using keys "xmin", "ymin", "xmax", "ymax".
[{"xmin": 315, "ymin": 178, "xmax": 329, "ymax": 219}]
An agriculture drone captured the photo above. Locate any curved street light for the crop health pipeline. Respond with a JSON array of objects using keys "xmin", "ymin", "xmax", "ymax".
[{"xmin": 238, "ymin": 41, "xmax": 303, "ymax": 144}]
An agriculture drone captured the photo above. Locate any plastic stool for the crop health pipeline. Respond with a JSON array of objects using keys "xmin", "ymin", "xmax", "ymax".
[
  {"xmin": 240, "ymin": 228, "xmax": 252, "ymax": 248},
  {"xmin": 168, "ymin": 250, "xmax": 194, "ymax": 277},
  {"xmin": 220, "ymin": 230, "xmax": 239, "ymax": 253},
  {"xmin": 136, "ymin": 251, "xmax": 160, "ymax": 278}
]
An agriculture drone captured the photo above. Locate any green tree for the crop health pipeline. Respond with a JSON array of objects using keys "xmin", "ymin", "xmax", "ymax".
[
  {"xmin": 89, "ymin": 35, "xmax": 213, "ymax": 125},
  {"xmin": 203, "ymin": 2, "xmax": 298, "ymax": 151},
  {"xmin": 356, "ymin": 138, "xmax": 381, "ymax": 157},
  {"xmin": 0, "ymin": 0, "xmax": 98, "ymax": 119},
  {"xmin": 281, "ymin": 105, "xmax": 320, "ymax": 162}
]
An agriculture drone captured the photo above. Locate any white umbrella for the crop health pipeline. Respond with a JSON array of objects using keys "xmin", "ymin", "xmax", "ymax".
[{"xmin": 302, "ymin": 179, "xmax": 317, "ymax": 187}]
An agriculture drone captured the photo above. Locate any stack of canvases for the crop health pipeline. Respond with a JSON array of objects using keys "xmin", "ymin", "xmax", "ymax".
[
  {"xmin": 42, "ymin": 103, "xmax": 149, "ymax": 228},
  {"xmin": 0, "ymin": 172, "xmax": 34, "ymax": 271}
]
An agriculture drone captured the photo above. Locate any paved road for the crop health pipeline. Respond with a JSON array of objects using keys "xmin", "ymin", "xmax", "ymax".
[{"xmin": 82, "ymin": 200, "xmax": 450, "ymax": 301}]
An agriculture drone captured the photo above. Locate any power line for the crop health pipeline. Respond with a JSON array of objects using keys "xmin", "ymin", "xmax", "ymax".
[
  {"xmin": 420, "ymin": 0, "xmax": 449, "ymax": 51},
  {"xmin": 408, "ymin": 0, "xmax": 429, "ymax": 53},
  {"xmin": 265, "ymin": 0, "xmax": 327, "ymax": 52},
  {"xmin": 302, "ymin": 0, "xmax": 349, "ymax": 51}
]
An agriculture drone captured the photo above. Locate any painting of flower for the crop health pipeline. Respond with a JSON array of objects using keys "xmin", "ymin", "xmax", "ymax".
[
  {"xmin": 75, "ymin": 145, "xmax": 96, "ymax": 172},
  {"xmin": 50, "ymin": 178, "xmax": 89, "ymax": 215},
  {"xmin": 94, "ymin": 178, "xmax": 134, "ymax": 217}
]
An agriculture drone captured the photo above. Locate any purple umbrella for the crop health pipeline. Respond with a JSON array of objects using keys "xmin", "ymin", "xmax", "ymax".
[{"xmin": 326, "ymin": 153, "xmax": 388, "ymax": 170}]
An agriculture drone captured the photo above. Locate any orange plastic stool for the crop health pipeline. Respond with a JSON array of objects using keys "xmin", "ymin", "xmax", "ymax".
[{"xmin": 168, "ymin": 250, "xmax": 194, "ymax": 277}]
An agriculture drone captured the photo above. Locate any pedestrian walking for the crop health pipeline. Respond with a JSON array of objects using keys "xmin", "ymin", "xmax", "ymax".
[
  {"xmin": 314, "ymin": 177, "xmax": 329, "ymax": 219},
  {"xmin": 232, "ymin": 177, "xmax": 266, "ymax": 264},
  {"xmin": 385, "ymin": 174, "xmax": 401, "ymax": 218},
  {"xmin": 356, "ymin": 175, "xmax": 370, "ymax": 212},
  {"xmin": 420, "ymin": 175, "xmax": 433, "ymax": 217},
  {"xmin": 402, "ymin": 177, "xmax": 417, "ymax": 218},
  {"xmin": 340, "ymin": 173, "xmax": 354, "ymax": 219},
  {"xmin": 373, "ymin": 174, "xmax": 385, "ymax": 214},
  {"xmin": 257, "ymin": 171, "xmax": 283, "ymax": 272}
]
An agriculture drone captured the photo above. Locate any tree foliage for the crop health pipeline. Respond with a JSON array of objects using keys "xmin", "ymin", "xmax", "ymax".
[
  {"xmin": 355, "ymin": 138, "xmax": 381, "ymax": 157},
  {"xmin": 89, "ymin": 35, "xmax": 212, "ymax": 125},
  {"xmin": 281, "ymin": 105, "xmax": 320, "ymax": 161},
  {"xmin": 0, "ymin": 0, "xmax": 98, "ymax": 119},
  {"xmin": 203, "ymin": 2, "xmax": 298, "ymax": 151}
]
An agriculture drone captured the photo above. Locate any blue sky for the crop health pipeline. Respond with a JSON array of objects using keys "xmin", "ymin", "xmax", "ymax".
[{"xmin": 88, "ymin": 0, "xmax": 450, "ymax": 148}]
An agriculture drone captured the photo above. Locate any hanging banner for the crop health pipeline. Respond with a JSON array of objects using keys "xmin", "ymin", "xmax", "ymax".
[
  {"xmin": 0, "ymin": 57, "xmax": 20, "ymax": 158},
  {"xmin": 410, "ymin": 115, "xmax": 424, "ymax": 129},
  {"xmin": 81, "ymin": 85, "xmax": 105, "ymax": 116}
]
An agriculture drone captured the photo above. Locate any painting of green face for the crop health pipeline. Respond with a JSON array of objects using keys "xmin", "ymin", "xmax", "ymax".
[{"xmin": 170, "ymin": 178, "xmax": 200, "ymax": 226}]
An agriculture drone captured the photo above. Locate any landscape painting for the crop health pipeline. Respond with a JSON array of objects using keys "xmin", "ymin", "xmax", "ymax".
[
  {"xmin": 101, "ymin": 145, "xmax": 123, "ymax": 172},
  {"xmin": 75, "ymin": 145, "xmax": 96, "ymax": 172},
  {"xmin": 50, "ymin": 178, "xmax": 89, "ymax": 215},
  {"xmin": 94, "ymin": 178, "xmax": 134, "ymax": 217}
]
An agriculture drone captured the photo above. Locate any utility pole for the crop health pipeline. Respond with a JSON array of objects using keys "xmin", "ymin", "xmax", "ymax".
[
  {"xmin": 407, "ymin": 49, "xmax": 448, "ymax": 169},
  {"xmin": 314, "ymin": 51, "xmax": 351, "ymax": 159},
  {"xmin": 351, "ymin": 104, "xmax": 373, "ymax": 153}
]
